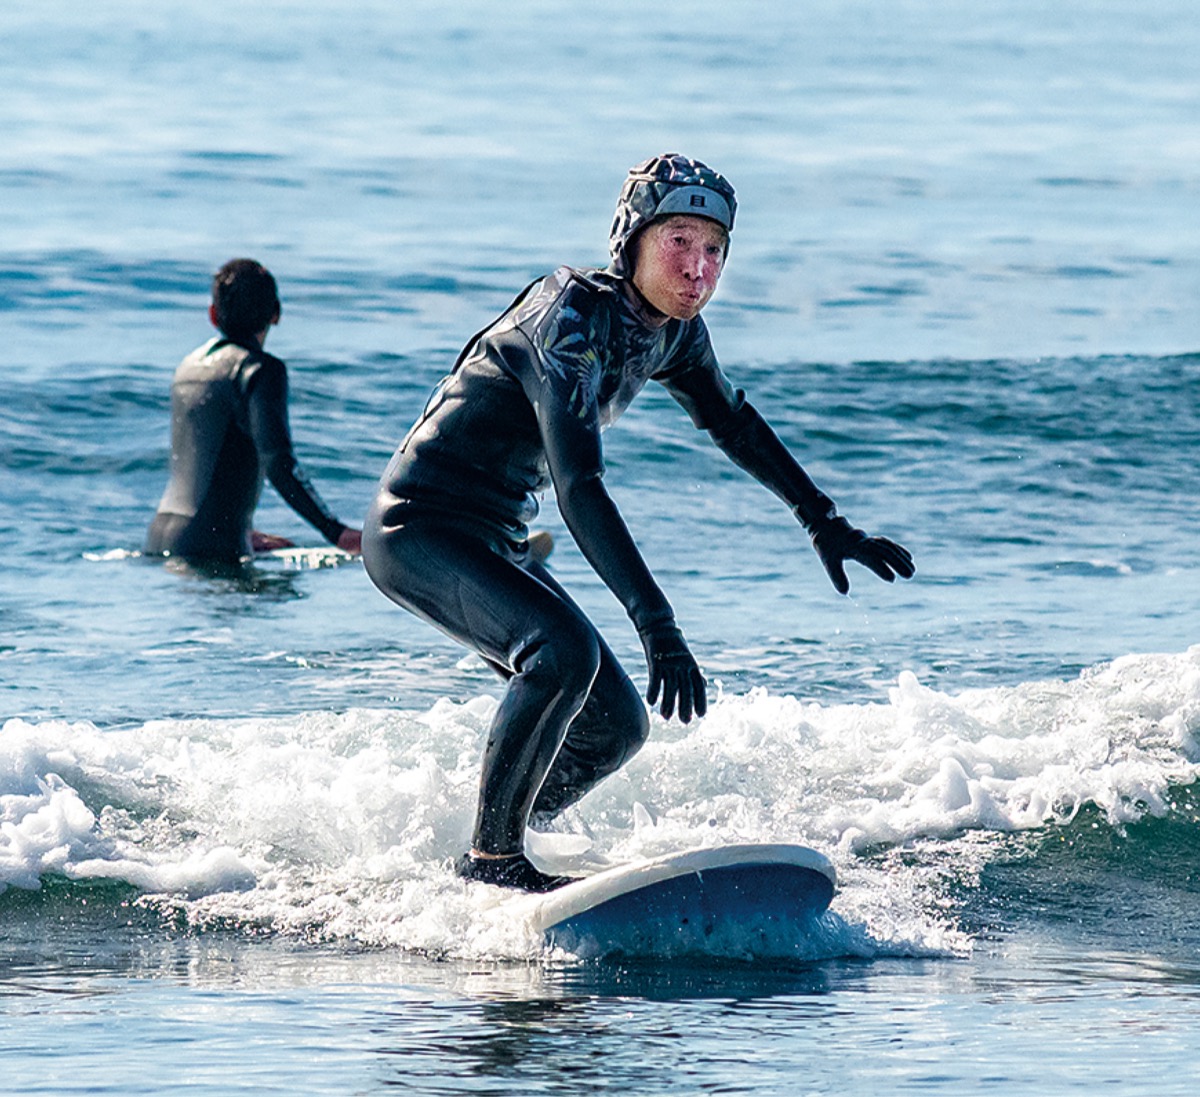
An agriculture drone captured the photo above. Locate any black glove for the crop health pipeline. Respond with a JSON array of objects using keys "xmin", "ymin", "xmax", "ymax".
[
  {"xmin": 638, "ymin": 622, "xmax": 707, "ymax": 723},
  {"xmin": 808, "ymin": 514, "xmax": 915, "ymax": 595}
]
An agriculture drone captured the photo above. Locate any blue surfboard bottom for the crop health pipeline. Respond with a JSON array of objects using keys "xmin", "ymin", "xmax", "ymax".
[{"xmin": 543, "ymin": 860, "xmax": 835, "ymax": 961}]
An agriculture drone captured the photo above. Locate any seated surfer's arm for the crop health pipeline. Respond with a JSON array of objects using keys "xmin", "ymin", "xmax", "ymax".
[
  {"xmin": 244, "ymin": 361, "xmax": 361, "ymax": 553},
  {"xmin": 540, "ymin": 398, "xmax": 707, "ymax": 722},
  {"xmin": 663, "ymin": 364, "xmax": 915, "ymax": 595}
]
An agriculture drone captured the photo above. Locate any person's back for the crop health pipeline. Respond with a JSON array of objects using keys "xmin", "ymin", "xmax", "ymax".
[
  {"xmin": 147, "ymin": 337, "xmax": 278, "ymax": 560},
  {"xmin": 145, "ymin": 258, "xmax": 359, "ymax": 565}
]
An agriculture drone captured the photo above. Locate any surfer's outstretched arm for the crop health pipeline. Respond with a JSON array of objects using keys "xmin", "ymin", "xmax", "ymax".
[
  {"xmin": 708, "ymin": 399, "xmax": 914, "ymax": 593},
  {"xmin": 663, "ymin": 365, "xmax": 914, "ymax": 594}
]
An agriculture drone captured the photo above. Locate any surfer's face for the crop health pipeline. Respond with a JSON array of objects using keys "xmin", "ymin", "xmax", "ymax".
[{"xmin": 630, "ymin": 215, "xmax": 727, "ymax": 323}]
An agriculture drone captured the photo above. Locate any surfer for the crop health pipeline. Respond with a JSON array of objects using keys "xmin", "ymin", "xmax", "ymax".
[
  {"xmin": 363, "ymin": 154, "xmax": 915, "ymax": 892},
  {"xmin": 145, "ymin": 259, "xmax": 363, "ymax": 566}
]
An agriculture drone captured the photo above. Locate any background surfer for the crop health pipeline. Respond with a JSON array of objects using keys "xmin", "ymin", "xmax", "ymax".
[
  {"xmin": 363, "ymin": 154, "xmax": 915, "ymax": 892},
  {"xmin": 145, "ymin": 259, "xmax": 362, "ymax": 565}
]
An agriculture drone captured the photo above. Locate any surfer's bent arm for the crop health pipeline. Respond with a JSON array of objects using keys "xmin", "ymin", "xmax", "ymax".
[
  {"xmin": 243, "ymin": 358, "xmax": 350, "ymax": 547},
  {"xmin": 532, "ymin": 376, "xmax": 706, "ymax": 721},
  {"xmin": 661, "ymin": 360, "xmax": 916, "ymax": 595},
  {"xmin": 533, "ymin": 379, "xmax": 669, "ymax": 626}
]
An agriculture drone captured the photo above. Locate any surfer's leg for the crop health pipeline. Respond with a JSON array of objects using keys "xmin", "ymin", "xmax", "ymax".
[
  {"xmin": 525, "ymin": 640, "xmax": 647, "ymax": 821},
  {"xmin": 477, "ymin": 649, "xmax": 645, "ymax": 825},
  {"xmin": 362, "ymin": 518, "xmax": 603, "ymax": 856},
  {"xmin": 464, "ymin": 554, "xmax": 650, "ymax": 823},
  {"xmin": 521, "ymin": 561, "xmax": 650, "ymax": 822},
  {"xmin": 480, "ymin": 645, "xmax": 647, "ymax": 821}
]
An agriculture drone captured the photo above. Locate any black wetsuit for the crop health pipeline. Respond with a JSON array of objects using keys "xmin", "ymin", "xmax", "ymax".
[
  {"xmin": 363, "ymin": 266, "xmax": 837, "ymax": 855},
  {"xmin": 146, "ymin": 337, "xmax": 347, "ymax": 563}
]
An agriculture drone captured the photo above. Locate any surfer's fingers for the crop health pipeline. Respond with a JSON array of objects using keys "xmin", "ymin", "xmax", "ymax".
[
  {"xmin": 854, "ymin": 538, "xmax": 916, "ymax": 584},
  {"xmin": 859, "ymin": 552, "xmax": 897, "ymax": 583},
  {"xmin": 819, "ymin": 552, "xmax": 851, "ymax": 595},
  {"xmin": 870, "ymin": 537, "xmax": 915, "ymax": 578},
  {"xmin": 689, "ymin": 666, "xmax": 708, "ymax": 720},
  {"xmin": 662, "ymin": 662, "xmax": 705, "ymax": 724},
  {"xmin": 676, "ymin": 691, "xmax": 692, "ymax": 723},
  {"xmin": 645, "ymin": 670, "xmax": 662, "ymax": 708},
  {"xmin": 657, "ymin": 675, "xmax": 678, "ymax": 720},
  {"xmin": 676, "ymin": 667, "xmax": 695, "ymax": 723},
  {"xmin": 668, "ymin": 663, "xmax": 708, "ymax": 724},
  {"xmin": 647, "ymin": 664, "xmax": 678, "ymax": 719}
]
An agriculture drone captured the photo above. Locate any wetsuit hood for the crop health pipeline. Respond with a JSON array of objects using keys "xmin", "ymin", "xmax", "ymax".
[{"xmin": 607, "ymin": 153, "xmax": 737, "ymax": 278}]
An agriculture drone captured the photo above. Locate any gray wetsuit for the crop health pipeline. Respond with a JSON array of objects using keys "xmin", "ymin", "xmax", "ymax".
[{"xmin": 146, "ymin": 337, "xmax": 346, "ymax": 563}]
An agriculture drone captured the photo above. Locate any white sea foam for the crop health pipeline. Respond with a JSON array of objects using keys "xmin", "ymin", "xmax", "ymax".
[{"xmin": 3, "ymin": 645, "xmax": 1198, "ymax": 961}]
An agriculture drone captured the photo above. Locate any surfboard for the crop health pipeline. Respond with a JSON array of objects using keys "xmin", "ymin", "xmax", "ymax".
[
  {"xmin": 257, "ymin": 545, "xmax": 355, "ymax": 570},
  {"xmin": 528, "ymin": 843, "xmax": 836, "ymax": 961}
]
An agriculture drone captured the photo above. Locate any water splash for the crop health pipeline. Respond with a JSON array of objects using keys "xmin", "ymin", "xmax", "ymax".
[{"xmin": 4, "ymin": 646, "xmax": 1197, "ymax": 961}]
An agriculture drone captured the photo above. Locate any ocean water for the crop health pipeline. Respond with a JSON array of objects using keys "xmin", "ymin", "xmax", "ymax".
[{"xmin": 3, "ymin": 1, "xmax": 1200, "ymax": 1093}]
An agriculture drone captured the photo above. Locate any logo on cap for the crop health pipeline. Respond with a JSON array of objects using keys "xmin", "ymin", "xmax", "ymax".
[{"xmin": 690, "ymin": 195, "xmax": 707, "ymax": 208}]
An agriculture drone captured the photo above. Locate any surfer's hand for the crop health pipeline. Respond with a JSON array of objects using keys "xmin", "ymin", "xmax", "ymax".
[
  {"xmin": 336, "ymin": 527, "xmax": 362, "ymax": 554},
  {"xmin": 251, "ymin": 530, "xmax": 296, "ymax": 552},
  {"xmin": 808, "ymin": 515, "xmax": 915, "ymax": 595},
  {"xmin": 639, "ymin": 623, "xmax": 707, "ymax": 723}
]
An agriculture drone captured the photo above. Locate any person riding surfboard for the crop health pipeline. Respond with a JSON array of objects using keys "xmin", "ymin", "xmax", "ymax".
[{"xmin": 363, "ymin": 154, "xmax": 915, "ymax": 891}]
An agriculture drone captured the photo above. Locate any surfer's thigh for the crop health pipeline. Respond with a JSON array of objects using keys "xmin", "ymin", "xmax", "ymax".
[{"xmin": 364, "ymin": 518, "xmax": 599, "ymax": 676}]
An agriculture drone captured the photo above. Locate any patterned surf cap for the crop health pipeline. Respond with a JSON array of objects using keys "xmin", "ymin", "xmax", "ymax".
[{"xmin": 607, "ymin": 153, "xmax": 737, "ymax": 277}]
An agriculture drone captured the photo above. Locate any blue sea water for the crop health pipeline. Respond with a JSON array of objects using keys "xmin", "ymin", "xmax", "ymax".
[{"xmin": 2, "ymin": 0, "xmax": 1200, "ymax": 1093}]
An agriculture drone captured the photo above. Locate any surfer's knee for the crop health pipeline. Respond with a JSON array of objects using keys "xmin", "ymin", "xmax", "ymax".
[
  {"xmin": 528, "ymin": 676, "xmax": 650, "ymax": 823},
  {"xmin": 513, "ymin": 616, "xmax": 601, "ymax": 708},
  {"xmin": 606, "ymin": 676, "xmax": 650, "ymax": 765},
  {"xmin": 600, "ymin": 666, "xmax": 651, "ymax": 762},
  {"xmin": 562, "ymin": 665, "xmax": 650, "ymax": 771}
]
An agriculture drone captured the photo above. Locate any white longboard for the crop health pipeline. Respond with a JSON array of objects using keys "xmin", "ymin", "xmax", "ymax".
[{"xmin": 524, "ymin": 843, "xmax": 836, "ymax": 961}]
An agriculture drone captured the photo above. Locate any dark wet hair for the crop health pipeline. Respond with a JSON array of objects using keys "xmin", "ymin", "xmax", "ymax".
[{"xmin": 211, "ymin": 259, "xmax": 280, "ymax": 341}]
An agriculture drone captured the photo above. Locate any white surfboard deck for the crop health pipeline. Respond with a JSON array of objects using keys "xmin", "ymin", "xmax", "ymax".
[{"xmin": 519, "ymin": 843, "xmax": 836, "ymax": 960}]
